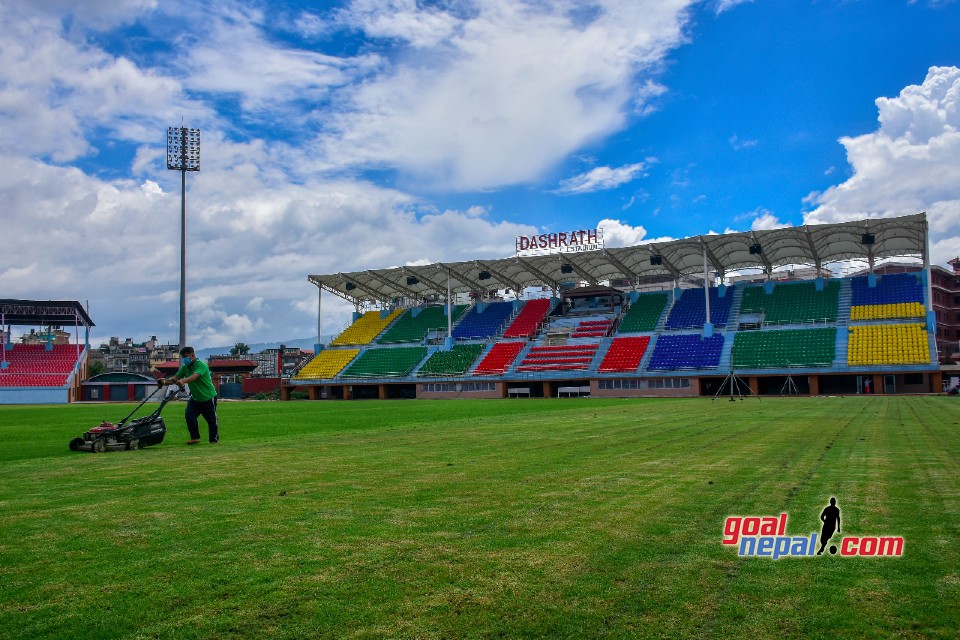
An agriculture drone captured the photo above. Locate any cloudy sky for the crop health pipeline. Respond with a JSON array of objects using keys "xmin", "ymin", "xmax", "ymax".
[{"xmin": 2, "ymin": 0, "xmax": 959, "ymax": 348}]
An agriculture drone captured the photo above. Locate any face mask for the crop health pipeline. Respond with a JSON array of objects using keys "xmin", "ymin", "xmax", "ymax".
[{"xmin": 181, "ymin": 357, "xmax": 192, "ymax": 366}]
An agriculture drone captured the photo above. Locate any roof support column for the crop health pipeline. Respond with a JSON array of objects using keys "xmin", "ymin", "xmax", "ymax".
[
  {"xmin": 317, "ymin": 284, "xmax": 323, "ymax": 352},
  {"xmin": 923, "ymin": 217, "xmax": 937, "ymax": 338},
  {"xmin": 703, "ymin": 247, "xmax": 713, "ymax": 337},
  {"xmin": 1, "ymin": 311, "xmax": 6, "ymax": 370},
  {"xmin": 445, "ymin": 273, "xmax": 453, "ymax": 351},
  {"xmin": 803, "ymin": 226, "xmax": 822, "ymax": 278}
]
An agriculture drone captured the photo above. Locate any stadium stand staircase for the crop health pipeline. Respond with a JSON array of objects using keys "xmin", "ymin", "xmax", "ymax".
[
  {"xmin": 725, "ymin": 286, "xmax": 746, "ymax": 331},
  {"xmin": 503, "ymin": 298, "xmax": 552, "ymax": 339},
  {"xmin": 655, "ymin": 293, "xmax": 674, "ymax": 331},
  {"xmin": 836, "ymin": 279, "xmax": 852, "ymax": 326},
  {"xmin": 835, "ymin": 325, "xmax": 850, "ymax": 366},
  {"xmin": 638, "ymin": 334, "xmax": 659, "ymax": 371},
  {"xmin": 718, "ymin": 333, "xmax": 733, "ymax": 373}
]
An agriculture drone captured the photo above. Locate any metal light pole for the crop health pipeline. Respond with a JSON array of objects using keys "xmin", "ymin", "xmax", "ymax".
[{"xmin": 166, "ymin": 127, "xmax": 200, "ymax": 349}]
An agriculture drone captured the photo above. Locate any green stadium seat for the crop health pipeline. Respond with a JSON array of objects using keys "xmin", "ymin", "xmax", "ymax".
[
  {"xmin": 417, "ymin": 344, "xmax": 485, "ymax": 377},
  {"xmin": 341, "ymin": 347, "xmax": 428, "ymax": 377}
]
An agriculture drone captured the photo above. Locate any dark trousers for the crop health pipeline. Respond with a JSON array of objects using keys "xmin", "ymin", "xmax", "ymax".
[{"xmin": 185, "ymin": 397, "xmax": 219, "ymax": 442}]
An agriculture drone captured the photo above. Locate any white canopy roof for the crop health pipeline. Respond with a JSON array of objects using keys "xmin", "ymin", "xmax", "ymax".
[{"xmin": 309, "ymin": 213, "xmax": 928, "ymax": 305}]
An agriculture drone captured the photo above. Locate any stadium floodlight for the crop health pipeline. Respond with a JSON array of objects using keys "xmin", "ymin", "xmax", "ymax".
[
  {"xmin": 749, "ymin": 243, "xmax": 763, "ymax": 255},
  {"xmin": 166, "ymin": 126, "xmax": 200, "ymax": 350},
  {"xmin": 861, "ymin": 233, "xmax": 875, "ymax": 245}
]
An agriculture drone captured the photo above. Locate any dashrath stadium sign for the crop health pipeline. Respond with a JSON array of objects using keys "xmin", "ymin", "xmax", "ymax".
[{"xmin": 516, "ymin": 228, "xmax": 604, "ymax": 256}]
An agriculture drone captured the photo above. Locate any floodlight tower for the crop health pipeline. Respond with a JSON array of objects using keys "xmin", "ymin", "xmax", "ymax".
[{"xmin": 166, "ymin": 127, "xmax": 200, "ymax": 349}]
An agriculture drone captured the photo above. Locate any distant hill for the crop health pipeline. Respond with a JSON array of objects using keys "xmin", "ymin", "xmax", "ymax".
[{"xmin": 196, "ymin": 336, "xmax": 334, "ymax": 361}]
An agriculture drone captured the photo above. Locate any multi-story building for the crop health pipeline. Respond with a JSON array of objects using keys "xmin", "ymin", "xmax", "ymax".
[
  {"xmin": 863, "ymin": 259, "xmax": 960, "ymax": 364},
  {"xmin": 98, "ymin": 336, "xmax": 179, "ymax": 374},
  {"xmin": 215, "ymin": 347, "xmax": 312, "ymax": 377}
]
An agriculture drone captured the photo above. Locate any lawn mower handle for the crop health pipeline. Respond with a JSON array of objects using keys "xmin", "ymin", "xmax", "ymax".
[{"xmin": 116, "ymin": 385, "xmax": 166, "ymax": 426}]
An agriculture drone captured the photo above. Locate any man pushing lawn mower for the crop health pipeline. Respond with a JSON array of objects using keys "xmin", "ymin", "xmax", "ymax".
[{"xmin": 159, "ymin": 346, "xmax": 220, "ymax": 445}]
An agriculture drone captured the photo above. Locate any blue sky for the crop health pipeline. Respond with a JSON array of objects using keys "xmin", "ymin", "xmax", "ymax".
[{"xmin": 1, "ymin": 0, "xmax": 959, "ymax": 348}]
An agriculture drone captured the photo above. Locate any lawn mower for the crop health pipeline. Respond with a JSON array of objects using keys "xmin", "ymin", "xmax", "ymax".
[{"xmin": 69, "ymin": 384, "xmax": 177, "ymax": 452}]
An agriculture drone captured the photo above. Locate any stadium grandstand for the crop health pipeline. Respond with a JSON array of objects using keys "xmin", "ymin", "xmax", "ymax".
[
  {"xmin": 0, "ymin": 300, "xmax": 94, "ymax": 404},
  {"xmin": 283, "ymin": 213, "xmax": 948, "ymax": 399}
]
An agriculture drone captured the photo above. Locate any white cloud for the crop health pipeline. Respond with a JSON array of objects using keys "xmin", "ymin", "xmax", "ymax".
[
  {"xmin": 748, "ymin": 209, "xmax": 789, "ymax": 230},
  {"xmin": 804, "ymin": 66, "xmax": 960, "ymax": 264},
  {"xmin": 182, "ymin": 7, "xmax": 379, "ymax": 114},
  {"xmin": 556, "ymin": 161, "xmax": 652, "ymax": 195},
  {"xmin": 729, "ymin": 134, "xmax": 758, "ymax": 150},
  {"xmin": 715, "ymin": 0, "xmax": 753, "ymax": 14},
  {"xmin": 0, "ymin": 3, "xmax": 207, "ymax": 162},
  {"xmin": 342, "ymin": 0, "xmax": 461, "ymax": 48},
  {"xmin": 598, "ymin": 218, "xmax": 675, "ymax": 247},
  {"xmin": 314, "ymin": 0, "xmax": 695, "ymax": 190},
  {"xmin": 27, "ymin": 0, "xmax": 157, "ymax": 29}
]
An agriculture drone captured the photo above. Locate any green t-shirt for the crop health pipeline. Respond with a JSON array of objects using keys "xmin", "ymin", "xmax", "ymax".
[{"xmin": 174, "ymin": 359, "xmax": 217, "ymax": 402}]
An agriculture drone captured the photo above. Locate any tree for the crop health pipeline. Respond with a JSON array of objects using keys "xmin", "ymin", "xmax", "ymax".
[
  {"xmin": 87, "ymin": 361, "xmax": 105, "ymax": 377},
  {"xmin": 230, "ymin": 343, "xmax": 250, "ymax": 356}
]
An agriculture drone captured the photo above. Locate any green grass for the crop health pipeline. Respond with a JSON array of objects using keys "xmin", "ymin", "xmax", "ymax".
[{"xmin": 1, "ymin": 397, "xmax": 959, "ymax": 639}]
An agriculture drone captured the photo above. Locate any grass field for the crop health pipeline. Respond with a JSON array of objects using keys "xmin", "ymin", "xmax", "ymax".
[{"xmin": 1, "ymin": 396, "xmax": 959, "ymax": 639}]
